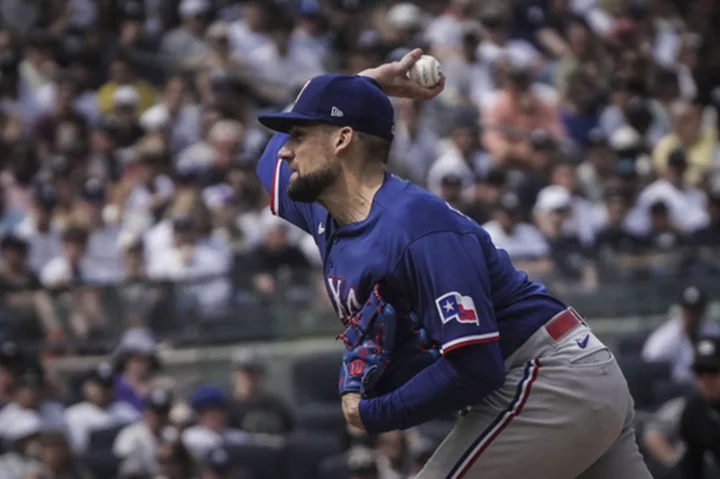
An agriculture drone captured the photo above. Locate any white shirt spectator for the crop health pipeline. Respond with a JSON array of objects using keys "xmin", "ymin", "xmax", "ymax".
[
  {"xmin": 125, "ymin": 176, "xmax": 176, "ymax": 217},
  {"xmin": 0, "ymin": 401, "xmax": 67, "ymax": 440},
  {"xmin": 181, "ymin": 425, "xmax": 251, "ymax": 462},
  {"xmin": 427, "ymin": 146, "xmax": 491, "ymax": 196},
  {"xmin": 65, "ymin": 401, "xmax": 139, "ymax": 453},
  {"xmin": 86, "ymin": 225, "xmax": 124, "ymax": 282},
  {"xmin": 630, "ymin": 179, "xmax": 708, "ymax": 236},
  {"xmin": 390, "ymin": 121, "xmax": 440, "ymax": 187},
  {"xmin": 14, "ymin": 218, "xmax": 62, "ymax": 274},
  {"xmin": 245, "ymin": 41, "xmax": 324, "ymax": 90},
  {"xmin": 483, "ymin": 220, "xmax": 549, "ymax": 259},
  {"xmin": 535, "ymin": 185, "xmax": 599, "ymax": 245},
  {"xmin": 227, "ymin": 19, "xmax": 271, "ymax": 59},
  {"xmin": 642, "ymin": 315, "xmax": 720, "ymax": 384},
  {"xmin": 148, "ymin": 243, "xmax": 231, "ymax": 317},
  {"xmin": 477, "ymin": 40, "xmax": 541, "ymax": 72},
  {"xmin": 114, "ymin": 422, "xmax": 165, "ymax": 475},
  {"xmin": 40, "ymin": 255, "xmax": 118, "ymax": 287},
  {"xmin": 35, "ymin": 83, "xmax": 100, "ymax": 124},
  {"xmin": 140, "ymin": 103, "xmax": 202, "ymax": 156}
]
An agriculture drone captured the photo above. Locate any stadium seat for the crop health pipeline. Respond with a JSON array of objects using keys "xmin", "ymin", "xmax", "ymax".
[
  {"xmin": 294, "ymin": 401, "xmax": 346, "ymax": 438},
  {"xmin": 283, "ymin": 431, "xmax": 344, "ymax": 479},
  {"xmin": 226, "ymin": 443, "xmax": 282, "ymax": 479},
  {"xmin": 616, "ymin": 356, "xmax": 671, "ymax": 410},
  {"xmin": 292, "ymin": 350, "xmax": 343, "ymax": 405},
  {"xmin": 615, "ymin": 332, "xmax": 651, "ymax": 357},
  {"xmin": 88, "ymin": 424, "xmax": 126, "ymax": 451}
]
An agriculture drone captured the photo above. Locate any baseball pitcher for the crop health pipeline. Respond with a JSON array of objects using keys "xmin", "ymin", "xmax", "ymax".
[{"xmin": 255, "ymin": 49, "xmax": 652, "ymax": 479}]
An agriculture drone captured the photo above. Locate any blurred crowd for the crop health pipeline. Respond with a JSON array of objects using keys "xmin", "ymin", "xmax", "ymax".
[
  {"xmin": 0, "ymin": 330, "xmax": 445, "ymax": 479},
  {"xmin": 0, "ymin": 0, "xmax": 716, "ymax": 344}
]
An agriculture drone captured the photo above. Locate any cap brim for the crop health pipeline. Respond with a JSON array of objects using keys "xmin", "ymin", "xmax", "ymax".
[{"xmin": 258, "ymin": 111, "xmax": 324, "ymax": 133}]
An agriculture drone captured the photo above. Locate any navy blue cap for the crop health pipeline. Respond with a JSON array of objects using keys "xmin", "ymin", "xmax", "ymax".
[
  {"xmin": 258, "ymin": 75, "xmax": 395, "ymax": 141},
  {"xmin": 190, "ymin": 385, "xmax": 228, "ymax": 411}
]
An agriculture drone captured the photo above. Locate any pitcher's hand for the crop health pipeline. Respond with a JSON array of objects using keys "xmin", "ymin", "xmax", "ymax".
[{"xmin": 359, "ymin": 48, "xmax": 445, "ymax": 101}]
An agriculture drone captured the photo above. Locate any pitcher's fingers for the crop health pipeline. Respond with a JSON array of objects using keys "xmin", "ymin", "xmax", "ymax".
[{"xmin": 396, "ymin": 48, "xmax": 424, "ymax": 73}]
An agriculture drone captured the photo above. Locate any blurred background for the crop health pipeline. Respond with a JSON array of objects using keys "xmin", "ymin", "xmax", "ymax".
[{"xmin": 0, "ymin": 0, "xmax": 716, "ymax": 477}]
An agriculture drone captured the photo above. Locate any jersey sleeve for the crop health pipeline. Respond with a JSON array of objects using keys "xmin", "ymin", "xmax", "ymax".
[
  {"xmin": 393, "ymin": 231, "xmax": 499, "ymax": 354},
  {"xmin": 256, "ymin": 132, "xmax": 316, "ymax": 234}
]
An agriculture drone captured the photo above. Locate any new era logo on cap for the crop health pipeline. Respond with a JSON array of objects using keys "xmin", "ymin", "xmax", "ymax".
[{"xmin": 258, "ymin": 74, "xmax": 395, "ymax": 141}]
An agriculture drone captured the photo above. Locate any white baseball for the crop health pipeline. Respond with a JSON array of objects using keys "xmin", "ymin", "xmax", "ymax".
[{"xmin": 407, "ymin": 55, "xmax": 442, "ymax": 88}]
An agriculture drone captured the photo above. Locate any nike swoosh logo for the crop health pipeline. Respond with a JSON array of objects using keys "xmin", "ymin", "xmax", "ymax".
[{"xmin": 576, "ymin": 334, "xmax": 590, "ymax": 349}]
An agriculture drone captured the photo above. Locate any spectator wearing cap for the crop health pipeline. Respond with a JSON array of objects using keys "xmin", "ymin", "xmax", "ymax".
[
  {"xmin": 533, "ymin": 186, "xmax": 598, "ymax": 293},
  {"xmin": 427, "ymin": 107, "xmax": 490, "ymax": 197},
  {"xmin": 576, "ymin": 129, "xmax": 616, "ymax": 204},
  {"xmin": 482, "ymin": 62, "xmax": 564, "ymax": 168},
  {"xmin": 633, "ymin": 147, "xmax": 708, "ymax": 236},
  {"xmin": 227, "ymin": 349, "xmax": 293, "ymax": 435},
  {"xmin": 153, "ymin": 428, "xmax": 195, "ymax": 479},
  {"xmin": 437, "ymin": 174, "xmax": 465, "ymax": 213},
  {"xmin": 643, "ymin": 286, "xmax": 720, "ymax": 385},
  {"xmin": 691, "ymin": 189, "xmax": 720, "ymax": 271},
  {"xmin": 14, "ymin": 182, "xmax": 63, "ymax": 274},
  {"xmin": 676, "ymin": 336, "xmax": 720, "ymax": 478},
  {"xmin": 475, "ymin": 6, "xmax": 542, "ymax": 78},
  {"xmin": 291, "ymin": 0, "xmax": 331, "ymax": 63},
  {"xmin": 425, "ymin": 0, "xmax": 479, "ymax": 55},
  {"xmin": 114, "ymin": 388, "xmax": 175, "ymax": 476},
  {"xmin": 160, "ymin": 0, "xmax": 212, "ymax": 67},
  {"xmin": 97, "ymin": 54, "xmax": 157, "ymax": 116},
  {"xmin": 0, "ymin": 412, "xmax": 43, "ymax": 478},
  {"xmin": 0, "ymin": 363, "xmax": 68, "ymax": 443},
  {"xmin": 112, "ymin": 328, "xmax": 161, "ymax": 412},
  {"xmin": 64, "ymin": 362, "xmax": 139, "ymax": 453},
  {"xmin": 245, "ymin": 9, "xmax": 324, "ymax": 91},
  {"xmin": 182, "ymin": 385, "xmax": 251, "ymax": 462},
  {"xmin": 463, "ymin": 169, "xmax": 507, "ymax": 225},
  {"xmin": 72, "ymin": 178, "xmax": 124, "ymax": 281},
  {"xmin": 147, "ymin": 213, "xmax": 231, "ymax": 318},
  {"xmin": 110, "ymin": 85, "xmax": 146, "ymax": 148},
  {"xmin": 140, "ymin": 75, "xmax": 202, "ymax": 157},
  {"xmin": 235, "ymin": 213, "xmax": 310, "ymax": 297},
  {"xmin": 389, "ymin": 99, "xmax": 440, "ymax": 187},
  {"xmin": 482, "ymin": 191, "xmax": 551, "ymax": 276},
  {"xmin": 652, "ymin": 100, "xmax": 716, "ymax": 186},
  {"xmin": 0, "ymin": 234, "xmax": 62, "ymax": 343}
]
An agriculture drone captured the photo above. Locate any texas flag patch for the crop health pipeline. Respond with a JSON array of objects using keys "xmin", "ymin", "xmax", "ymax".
[{"xmin": 436, "ymin": 292, "xmax": 479, "ymax": 325}]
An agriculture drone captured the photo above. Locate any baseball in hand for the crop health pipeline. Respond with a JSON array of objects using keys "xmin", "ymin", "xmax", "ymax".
[{"xmin": 407, "ymin": 55, "xmax": 443, "ymax": 88}]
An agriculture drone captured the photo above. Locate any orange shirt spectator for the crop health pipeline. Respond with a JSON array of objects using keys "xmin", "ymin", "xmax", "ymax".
[{"xmin": 482, "ymin": 67, "xmax": 564, "ymax": 167}]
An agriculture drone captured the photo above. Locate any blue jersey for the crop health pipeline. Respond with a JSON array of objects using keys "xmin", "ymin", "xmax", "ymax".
[{"xmin": 257, "ymin": 133, "xmax": 566, "ymax": 358}]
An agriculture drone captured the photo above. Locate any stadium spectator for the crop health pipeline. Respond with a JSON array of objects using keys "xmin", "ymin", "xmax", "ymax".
[
  {"xmin": 576, "ymin": 129, "xmax": 616, "ymax": 204},
  {"xmin": 483, "ymin": 191, "xmax": 551, "ymax": 275},
  {"xmin": 676, "ymin": 336, "xmax": 720, "ymax": 478},
  {"xmin": 64, "ymin": 362, "xmax": 138, "ymax": 454},
  {"xmin": 0, "ymin": 413, "xmax": 43, "ymax": 478},
  {"xmin": 0, "ymin": 338, "xmax": 22, "ymax": 409},
  {"xmin": 376, "ymin": 431, "xmax": 408, "ymax": 479},
  {"xmin": 426, "ymin": 107, "xmax": 489, "ymax": 196},
  {"xmin": 482, "ymin": 63, "xmax": 564, "ymax": 167},
  {"xmin": 182, "ymin": 385, "xmax": 251, "ymax": 462},
  {"xmin": 642, "ymin": 285, "xmax": 720, "ymax": 385},
  {"xmin": 97, "ymin": 54, "xmax": 156, "ymax": 116},
  {"xmin": 112, "ymin": 328, "xmax": 161, "ymax": 412},
  {"xmin": 228, "ymin": 348, "xmax": 293, "ymax": 435},
  {"xmin": 200, "ymin": 446, "xmax": 237, "ymax": 479},
  {"xmin": 390, "ymin": 99, "xmax": 439, "ymax": 186},
  {"xmin": 30, "ymin": 429, "xmax": 90, "ymax": 479},
  {"xmin": 153, "ymin": 429, "xmax": 195, "ymax": 479},
  {"xmin": 114, "ymin": 388, "xmax": 174, "ymax": 476},
  {"xmin": 15, "ymin": 182, "xmax": 63, "ymax": 274},
  {"xmin": 642, "ymin": 395, "xmax": 687, "ymax": 472},
  {"xmin": 653, "ymin": 100, "xmax": 715, "ymax": 186},
  {"xmin": 0, "ymin": 363, "xmax": 67, "ymax": 442},
  {"xmin": 160, "ymin": 0, "xmax": 212, "ymax": 68}
]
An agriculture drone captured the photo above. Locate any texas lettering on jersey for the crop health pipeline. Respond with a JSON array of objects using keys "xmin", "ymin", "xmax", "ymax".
[{"xmin": 327, "ymin": 275, "xmax": 362, "ymax": 318}]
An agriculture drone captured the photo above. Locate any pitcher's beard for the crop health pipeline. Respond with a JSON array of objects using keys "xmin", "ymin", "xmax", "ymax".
[{"xmin": 287, "ymin": 166, "xmax": 338, "ymax": 203}]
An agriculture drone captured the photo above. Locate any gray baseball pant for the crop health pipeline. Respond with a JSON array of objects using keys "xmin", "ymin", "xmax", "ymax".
[{"xmin": 415, "ymin": 311, "xmax": 653, "ymax": 479}]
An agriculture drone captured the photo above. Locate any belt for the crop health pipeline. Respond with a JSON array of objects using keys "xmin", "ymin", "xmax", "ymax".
[{"xmin": 544, "ymin": 307, "xmax": 586, "ymax": 341}]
